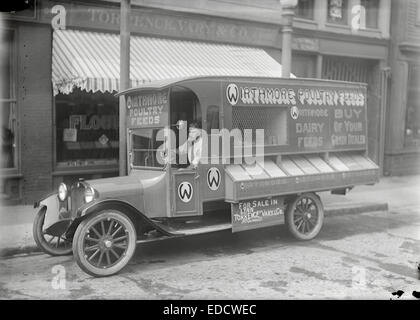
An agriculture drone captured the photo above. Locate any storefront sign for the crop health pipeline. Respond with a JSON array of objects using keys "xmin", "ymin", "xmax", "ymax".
[
  {"xmin": 69, "ymin": 115, "xmax": 118, "ymax": 130},
  {"xmin": 38, "ymin": 1, "xmax": 279, "ymax": 47},
  {"xmin": 126, "ymin": 90, "xmax": 169, "ymax": 128},
  {"xmin": 231, "ymin": 196, "xmax": 284, "ymax": 232},
  {"xmin": 226, "ymin": 83, "xmax": 365, "ymax": 108}
]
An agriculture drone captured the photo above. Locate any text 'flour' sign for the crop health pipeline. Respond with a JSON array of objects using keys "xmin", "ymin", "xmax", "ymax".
[
  {"xmin": 231, "ymin": 196, "xmax": 285, "ymax": 233},
  {"xmin": 126, "ymin": 90, "xmax": 169, "ymax": 128}
]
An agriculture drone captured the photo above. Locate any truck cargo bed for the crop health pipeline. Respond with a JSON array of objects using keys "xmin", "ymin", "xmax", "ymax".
[{"xmin": 225, "ymin": 152, "xmax": 379, "ymax": 202}]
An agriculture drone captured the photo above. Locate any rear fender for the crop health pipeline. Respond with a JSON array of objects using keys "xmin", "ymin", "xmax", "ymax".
[{"xmin": 66, "ymin": 199, "xmax": 173, "ymax": 238}]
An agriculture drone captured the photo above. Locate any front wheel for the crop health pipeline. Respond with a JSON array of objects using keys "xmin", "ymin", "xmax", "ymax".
[
  {"xmin": 285, "ymin": 193, "xmax": 324, "ymax": 240},
  {"xmin": 72, "ymin": 210, "xmax": 137, "ymax": 277},
  {"xmin": 33, "ymin": 207, "xmax": 73, "ymax": 256}
]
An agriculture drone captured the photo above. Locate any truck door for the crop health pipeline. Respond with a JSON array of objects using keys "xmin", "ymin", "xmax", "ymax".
[
  {"xmin": 172, "ymin": 169, "xmax": 201, "ymax": 216},
  {"xmin": 169, "ymin": 86, "xmax": 203, "ymax": 217}
]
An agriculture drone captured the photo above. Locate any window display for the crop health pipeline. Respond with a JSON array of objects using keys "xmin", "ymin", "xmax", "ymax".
[{"xmin": 55, "ymin": 89, "xmax": 119, "ymax": 168}]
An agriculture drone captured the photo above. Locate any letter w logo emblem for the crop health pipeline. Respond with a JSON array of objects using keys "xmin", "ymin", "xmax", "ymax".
[
  {"xmin": 207, "ymin": 167, "xmax": 221, "ymax": 191},
  {"xmin": 178, "ymin": 182, "xmax": 193, "ymax": 203},
  {"xmin": 226, "ymin": 84, "xmax": 239, "ymax": 105}
]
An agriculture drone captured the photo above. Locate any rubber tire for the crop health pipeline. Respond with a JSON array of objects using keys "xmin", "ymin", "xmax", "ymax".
[
  {"xmin": 33, "ymin": 207, "xmax": 73, "ymax": 256},
  {"xmin": 72, "ymin": 210, "xmax": 137, "ymax": 277},
  {"xmin": 285, "ymin": 193, "xmax": 324, "ymax": 241}
]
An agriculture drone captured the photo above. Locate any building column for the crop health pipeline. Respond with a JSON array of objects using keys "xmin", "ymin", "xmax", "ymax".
[
  {"xmin": 119, "ymin": 0, "xmax": 130, "ymax": 176},
  {"xmin": 378, "ymin": 0, "xmax": 391, "ymax": 38},
  {"xmin": 280, "ymin": 0, "xmax": 297, "ymax": 78},
  {"xmin": 316, "ymin": 54, "xmax": 323, "ymax": 78},
  {"xmin": 379, "ymin": 60, "xmax": 391, "ymax": 175},
  {"xmin": 314, "ymin": 0, "xmax": 327, "ymax": 29}
]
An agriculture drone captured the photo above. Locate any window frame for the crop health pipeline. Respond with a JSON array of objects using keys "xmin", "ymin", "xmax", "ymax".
[
  {"xmin": 129, "ymin": 127, "xmax": 165, "ymax": 170},
  {"xmin": 1, "ymin": 27, "xmax": 20, "ymax": 175},
  {"xmin": 404, "ymin": 63, "xmax": 420, "ymax": 148},
  {"xmin": 327, "ymin": 0, "xmax": 349, "ymax": 25},
  {"xmin": 53, "ymin": 89, "xmax": 120, "ymax": 171},
  {"xmin": 360, "ymin": 0, "xmax": 380, "ymax": 30},
  {"xmin": 295, "ymin": 0, "xmax": 315, "ymax": 20}
]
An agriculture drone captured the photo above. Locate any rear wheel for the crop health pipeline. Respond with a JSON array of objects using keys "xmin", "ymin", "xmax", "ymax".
[
  {"xmin": 33, "ymin": 207, "xmax": 73, "ymax": 256},
  {"xmin": 72, "ymin": 210, "xmax": 137, "ymax": 277},
  {"xmin": 285, "ymin": 193, "xmax": 324, "ymax": 240}
]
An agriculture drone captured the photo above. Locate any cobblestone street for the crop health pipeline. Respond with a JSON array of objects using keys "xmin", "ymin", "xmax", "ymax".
[{"xmin": 1, "ymin": 205, "xmax": 419, "ymax": 299}]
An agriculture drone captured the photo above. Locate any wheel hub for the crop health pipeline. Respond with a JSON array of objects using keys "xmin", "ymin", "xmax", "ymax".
[
  {"xmin": 104, "ymin": 240, "xmax": 112, "ymax": 248},
  {"xmin": 97, "ymin": 236, "xmax": 113, "ymax": 251}
]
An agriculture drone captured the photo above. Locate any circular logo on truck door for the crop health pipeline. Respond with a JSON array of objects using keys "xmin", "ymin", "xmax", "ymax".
[
  {"xmin": 178, "ymin": 181, "xmax": 193, "ymax": 203},
  {"xmin": 226, "ymin": 84, "xmax": 239, "ymax": 105},
  {"xmin": 207, "ymin": 167, "xmax": 221, "ymax": 191}
]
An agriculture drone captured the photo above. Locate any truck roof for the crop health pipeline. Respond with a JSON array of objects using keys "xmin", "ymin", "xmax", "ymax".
[{"xmin": 117, "ymin": 75, "xmax": 367, "ymax": 96}]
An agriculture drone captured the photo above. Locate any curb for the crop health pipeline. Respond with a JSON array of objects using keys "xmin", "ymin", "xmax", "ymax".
[
  {"xmin": 324, "ymin": 202, "xmax": 389, "ymax": 217},
  {"xmin": 0, "ymin": 245, "xmax": 41, "ymax": 258},
  {"xmin": 0, "ymin": 202, "xmax": 389, "ymax": 258}
]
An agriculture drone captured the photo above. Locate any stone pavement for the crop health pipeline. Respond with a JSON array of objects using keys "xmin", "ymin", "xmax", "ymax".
[{"xmin": 1, "ymin": 175, "xmax": 418, "ymax": 258}]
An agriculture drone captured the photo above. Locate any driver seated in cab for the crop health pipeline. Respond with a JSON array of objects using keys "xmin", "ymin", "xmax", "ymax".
[{"xmin": 177, "ymin": 121, "xmax": 203, "ymax": 169}]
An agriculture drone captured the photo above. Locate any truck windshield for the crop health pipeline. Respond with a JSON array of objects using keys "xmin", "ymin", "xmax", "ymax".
[{"xmin": 131, "ymin": 128, "xmax": 164, "ymax": 168}]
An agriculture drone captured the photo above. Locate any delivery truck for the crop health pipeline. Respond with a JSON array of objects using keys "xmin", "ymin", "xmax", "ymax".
[{"xmin": 33, "ymin": 76, "xmax": 379, "ymax": 277}]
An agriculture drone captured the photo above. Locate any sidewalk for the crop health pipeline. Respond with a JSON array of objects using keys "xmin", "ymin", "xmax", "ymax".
[{"xmin": 1, "ymin": 175, "xmax": 419, "ymax": 257}]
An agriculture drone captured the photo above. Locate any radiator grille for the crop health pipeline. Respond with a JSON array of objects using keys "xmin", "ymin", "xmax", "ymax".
[{"xmin": 70, "ymin": 184, "xmax": 85, "ymax": 218}]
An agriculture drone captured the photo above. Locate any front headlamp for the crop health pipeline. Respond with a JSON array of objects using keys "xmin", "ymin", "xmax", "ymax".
[
  {"xmin": 84, "ymin": 186, "xmax": 95, "ymax": 203},
  {"xmin": 58, "ymin": 183, "xmax": 68, "ymax": 201}
]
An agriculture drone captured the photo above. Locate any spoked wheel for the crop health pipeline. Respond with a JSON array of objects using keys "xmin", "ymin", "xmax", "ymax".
[
  {"xmin": 72, "ymin": 210, "xmax": 136, "ymax": 277},
  {"xmin": 33, "ymin": 207, "xmax": 73, "ymax": 256},
  {"xmin": 285, "ymin": 193, "xmax": 324, "ymax": 240}
]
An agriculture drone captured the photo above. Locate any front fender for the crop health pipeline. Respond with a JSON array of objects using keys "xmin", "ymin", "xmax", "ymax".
[
  {"xmin": 69, "ymin": 198, "xmax": 174, "ymax": 237},
  {"xmin": 35, "ymin": 193, "xmax": 69, "ymax": 230}
]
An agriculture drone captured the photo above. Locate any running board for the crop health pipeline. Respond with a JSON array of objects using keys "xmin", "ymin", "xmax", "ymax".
[
  {"xmin": 139, "ymin": 221, "xmax": 233, "ymax": 241},
  {"xmin": 179, "ymin": 223, "xmax": 232, "ymax": 235}
]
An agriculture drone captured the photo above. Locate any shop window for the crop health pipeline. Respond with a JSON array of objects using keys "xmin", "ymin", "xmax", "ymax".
[
  {"xmin": 327, "ymin": 0, "xmax": 348, "ymax": 25},
  {"xmin": 360, "ymin": 0, "xmax": 379, "ymax": 29},
  {"xmin": 1, "ymin": 30, "xmax": 17, "ymax": 170},
  {"xmin": 404, "ymin": 65, "xmax": 420, "ymax": 147},
  {"xmin": 292, "ymin": 54, "xmax": 316, "ymax": 78},
  {"xmin": 296, "ymin": 0, "xmax": 315, "ymax": 20},
  {"xmin": 322, "ymin": 55, "xmax": 371, "ymax": 83},
  {"xmin": 55, "ymin": 88, "xmax": 119, "ymax": 168}
]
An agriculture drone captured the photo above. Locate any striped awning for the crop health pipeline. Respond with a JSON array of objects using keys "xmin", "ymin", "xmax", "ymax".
[{"xmin": 52, "ymin": 29, "xmax": 286, "ymax": 95}]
